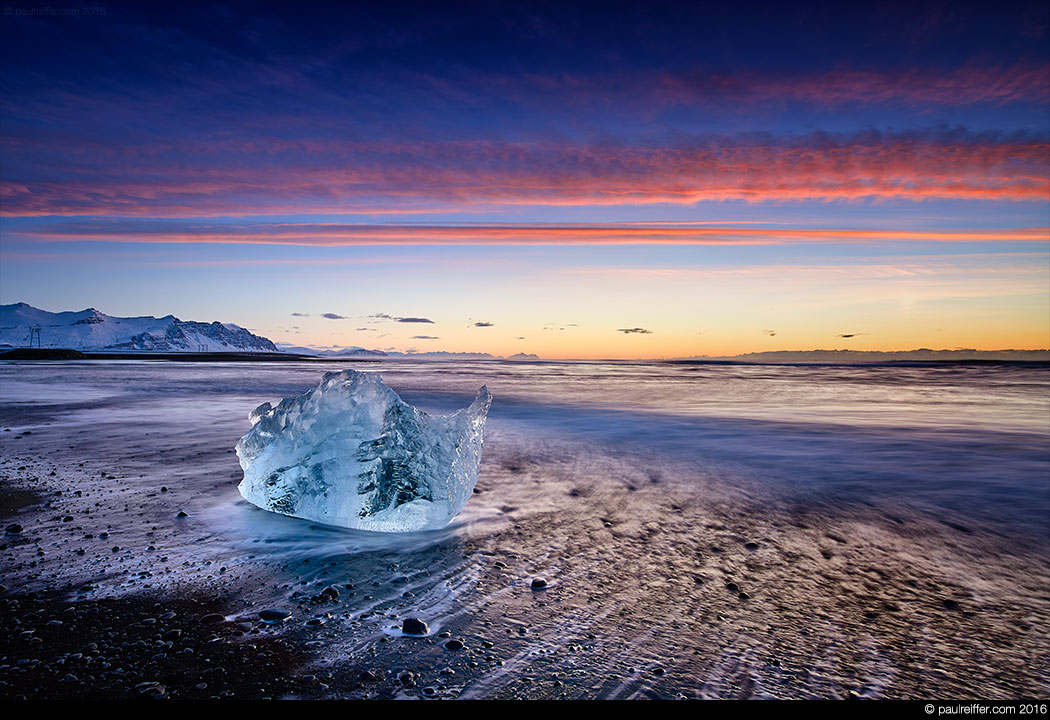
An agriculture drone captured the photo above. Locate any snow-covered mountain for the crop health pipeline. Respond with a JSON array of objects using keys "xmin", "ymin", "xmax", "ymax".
[{"xmin": 0, "ymin": 303, "xmax": 279, "ymax": 353}]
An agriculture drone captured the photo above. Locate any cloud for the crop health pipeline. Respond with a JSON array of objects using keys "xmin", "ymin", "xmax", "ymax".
[
  {"xmin": 618, "ymin": 327, "xmax": 653, "ymax": 334},
  {"xmin": 470, "ymin": 321, "xmax": 494, "ymax": 327},
  {"xmin": 4, "ymin": 129, "xmax": 1047, "ymax": 219},
  {"xmin": 411, "ymin": 335, "xmax": 439, "ymax": 340},
  {"xmin": 369, "ymin": 313, "xmax": 434, "ymax": 323},
  {"xmin": 291, "ymin": 312, "xmax": 310, "ymax": 317},
  {"xmin": 543, "ymin": 321, "xmax": 579, "ymax": 331},
  {"xmin": 17, "ymin": 220, "xmax": 1048, "ymax": 248},
  {"xmin": 763, "ymin": 329, "xmax": 777, "ymax": 336},
  {"xmin": 838, "ymin": 333, "xmax": 866, "ymax": 338},
  {"xmin": 322, "ymin": 313, "xmax": 347, "ymax": 320}
]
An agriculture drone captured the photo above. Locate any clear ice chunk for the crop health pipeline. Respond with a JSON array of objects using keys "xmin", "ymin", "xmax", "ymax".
[{"xmin": 236, "ymin": 369, "xmax": 492, "ymax": 532}]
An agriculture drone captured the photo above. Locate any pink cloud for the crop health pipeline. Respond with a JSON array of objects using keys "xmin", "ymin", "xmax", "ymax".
[{"xmin": 1, "ymin": 131, "xmax": 1046, "ymax": 218}]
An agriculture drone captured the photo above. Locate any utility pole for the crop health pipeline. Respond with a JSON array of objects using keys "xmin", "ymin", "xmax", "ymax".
[{"xmin": 28, "ymin": 327, "xmax": 41, "ymax": 348}]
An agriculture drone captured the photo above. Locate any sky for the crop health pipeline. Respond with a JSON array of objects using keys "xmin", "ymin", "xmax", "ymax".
[{"xmin": 1, "ymin": 0, "xmax": 1048, "ymax": 359}]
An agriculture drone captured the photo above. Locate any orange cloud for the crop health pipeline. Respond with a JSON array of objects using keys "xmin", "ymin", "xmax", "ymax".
[{"xmin": 17, "ymin": 223, "xmax": 1049, "ymax": 246}]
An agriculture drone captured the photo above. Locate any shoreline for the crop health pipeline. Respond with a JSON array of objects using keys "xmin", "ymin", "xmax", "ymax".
[
  {"xmin": 3, "ymin": 349, "xmax": 1048, "ymax": 367},
  {"xmin": 1, "ymin": 349, "xmax": 327, "ymax": 362}
]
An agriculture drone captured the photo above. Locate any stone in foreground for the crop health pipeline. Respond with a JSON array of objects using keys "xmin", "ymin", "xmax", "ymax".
[{"xmin": 236, "ymin": 369, "xmax": 492, "ymax": 532}]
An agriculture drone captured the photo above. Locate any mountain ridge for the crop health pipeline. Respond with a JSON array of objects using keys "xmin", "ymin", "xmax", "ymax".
[
  {"xmin": 274, "ymin": 342, "xmax": 541, "ymax": 361},
  {"xmin": 0, "ymin": 303, "xmax": 279, "ymax": 353},
  {"xmin": 670, "ymin": 348, "xmax": 1050, "ymax": 363}
]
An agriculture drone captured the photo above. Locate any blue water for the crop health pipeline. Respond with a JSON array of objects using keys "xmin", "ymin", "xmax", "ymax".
[{"xmin": 2, "ymin": 359, "xmax": 1048, "ymax": 537}]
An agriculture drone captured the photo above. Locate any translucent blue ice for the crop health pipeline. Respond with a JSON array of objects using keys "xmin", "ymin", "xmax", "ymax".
[{"xmin": 236, "ymin": 370, "xmax": 491, "ymax": 532}]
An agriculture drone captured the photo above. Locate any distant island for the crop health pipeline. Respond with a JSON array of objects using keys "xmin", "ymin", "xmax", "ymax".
[
  {"xmin": 276, "ymin": 344, "xmax": 541, "ymax": 362},
  {"xmin": 669, "ymin": 349, "xmax": 1050, "ymax": 364}
]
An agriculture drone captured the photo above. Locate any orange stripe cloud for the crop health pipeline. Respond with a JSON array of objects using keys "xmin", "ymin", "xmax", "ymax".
[
  {"xmin": 18, "ymin": 223, "xmax": 1049, "ymax": 246},
  {"xmin": 1, "ymin": 132, "xmax": 1046, "ymax": 217}
]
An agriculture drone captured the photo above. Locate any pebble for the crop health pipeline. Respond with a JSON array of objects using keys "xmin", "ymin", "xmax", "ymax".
[
  {"xmin": 444, "ymin": 639, "xmax": 464, "ymax": 651},
  {"xmin": 530, "ymin": 577, "xmax": 548, "ymax": 589},
  {"xmin": 5, "ymin": 524, "xmax": 23, "ymax": 535},
  {"xmin": 200, "ymin": 613, "xmax": 226, "ymax": 625},
  {"xmin": 401, "ymin": 617, "xmax": 429, "ymax": 636},
  {"xmin": 135, "ymin": 682, "xmax": 166, "ymax": 698},
  {"xmin": 259, "ymin": 608, "xmax": 292, "ymax": 623}
]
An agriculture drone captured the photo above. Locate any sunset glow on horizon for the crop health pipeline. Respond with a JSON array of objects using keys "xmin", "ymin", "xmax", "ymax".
[{"xmin": 1, "ymin": 2, "xmax": 1047, "ymax": 359}]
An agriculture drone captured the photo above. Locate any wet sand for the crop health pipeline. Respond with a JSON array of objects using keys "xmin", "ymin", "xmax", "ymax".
[{"xmin": 1, "ymin": 362, "xmax": 1048, "ymax": 699}]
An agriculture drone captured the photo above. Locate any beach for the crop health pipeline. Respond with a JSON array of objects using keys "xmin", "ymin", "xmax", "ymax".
[{"xmin": 1, "ymin": 359, "xmax": 1048, "ymax": 699}]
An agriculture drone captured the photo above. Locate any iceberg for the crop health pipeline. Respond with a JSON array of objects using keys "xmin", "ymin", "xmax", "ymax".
[{"xmin": 236, "ymin": 369, "xmax": 492, "ymax": 532}]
